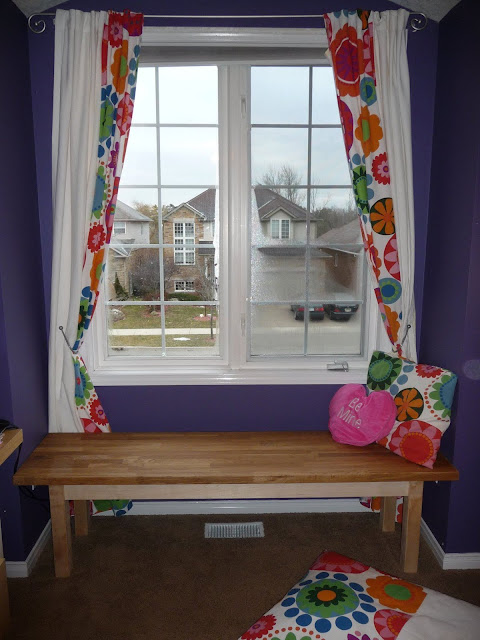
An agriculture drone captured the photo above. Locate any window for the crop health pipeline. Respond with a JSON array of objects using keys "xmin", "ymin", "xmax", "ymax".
[
  {"xmin": 113, "ymin": 221, "xmax": 126, "ymax": 235},
  {"xmin": 174, "ymin": 222, "xmax": 195, "ymax": 265},
  {"xmin": 92, "ymin": 28, "xmax": 378, "ymax": 386},
  {"xmin": 175, "ymin": 280, "xmax": 195, "ymax": 292},
  {"xmin": 271, "ymin": 219, "xmax": 290, "ymax": 239}
]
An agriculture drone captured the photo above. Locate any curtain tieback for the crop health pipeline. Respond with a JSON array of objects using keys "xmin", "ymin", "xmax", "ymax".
[
  {"xmin": 395, "ymin": 324, "xmax": 412, "ymax": 356},
  {"xmin": 58, "ymin": 325, "xmax": 74, "ymax": 353}
]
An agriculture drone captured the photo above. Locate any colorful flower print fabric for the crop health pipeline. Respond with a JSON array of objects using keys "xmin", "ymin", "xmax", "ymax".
[
  {"xmin": 367, "ymin": 351, "xmax": 457, "ymax": 468},
  {"xmin": 72, "ymin": 10, "xmax": 143, "ymax": 437},
  {"xmin": 238, "ymin": 551, "xmax": 480, "ymax": 640},
  {"xmin": 70, "ymin": 10, "xmax": 142, "ymax": 517},
  {"xmin": 324, "ymin": 10, "xmax": 407, "ymax": 355}
]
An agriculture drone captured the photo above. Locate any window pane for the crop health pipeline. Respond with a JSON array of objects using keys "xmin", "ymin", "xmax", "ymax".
[
  {"xmin": 251, "ymin": 128, "xmax": 308, "ymax": 186},
  {"xmin": 311, "ymin": 129, "xmax": 351, "ymax": 185},
  {"xmin": 106, "ymin": 65, "xmax": 221, "ymax": 362},
  {"xmin": 132, "ymin": 67, "xmax": 157, "ymax": 124},
  {"xmin": 250, "ymin": 247, "xmax": 306, "ymax": 303},
  {"xmin": 251, "ymin": 66, "xmax": 309, "ymax": 124},
  {"xmin": 112, "ymin": 196, "xmax": 158, "ymax": 244},
  {"xmin": 161, "ymin": 187, "xmax": 216, "ymax": 211},
  {"xmin": 106, "ymin": 247, "xmax": 160, "ymax": 302},
  {"xmin": 311, "ymin": 189, "xmax": 358, "ymax": 236},
  {"xmin": 118, "ymin": 188, "xmax": 158, "ymax": 209},
  {"xmin": 158, "ymin": 67, "xmax": 218, "ymax": 124},
  {"xmin": 312, "ymin": 67, "xmax": 341, "ymax": 125},
  {"xmin": 165, "ymin": 304, "xmax": 219, "ymax": 357},
  {"xmin": 250, "ymin": 304, "xmax": 305, "ymax": 356},
  {"xmin": 271, "ymin": 219, "xmax": 279, "ymax": 238},
  {"xmin": 107, "ymin": 304, "xmax": 163, "ymax": 354},
  {"xmin": 308, "ymin": 204, "xmax": 366, "ymax": 355},
  {"xmin": 121, "ymin": 127, "xmax": 157, "ymax": 185},
  {"xmin": 307, "ymin": 304, "xmax": 362, "ymax": 355},
  {"xmin": 160, "ymin": 127, "xmax": 218, "ymax": 185}
]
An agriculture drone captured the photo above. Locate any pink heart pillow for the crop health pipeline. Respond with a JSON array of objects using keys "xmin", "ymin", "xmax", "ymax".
[{"xmin": 328, "ymin": 384, "xmax": 396, "ymax": 447}]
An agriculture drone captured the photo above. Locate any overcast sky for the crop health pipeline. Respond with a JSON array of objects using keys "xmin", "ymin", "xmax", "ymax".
[{"xmin": 119, "ymin": 65, "xmax": 351, "ymax": 212}]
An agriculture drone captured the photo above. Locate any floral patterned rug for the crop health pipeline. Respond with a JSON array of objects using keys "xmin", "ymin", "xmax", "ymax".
[{"xmin": 238, "ymin": 551, "xmax": 480, "ymax": 640}]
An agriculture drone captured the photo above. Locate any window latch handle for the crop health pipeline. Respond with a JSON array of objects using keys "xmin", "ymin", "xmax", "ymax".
[
  {"xmin": 327, "ymin": 361, "xmax": 349, "ymax": 372},
  {"xmin": 240, "ymin": 313, "xmax": 246, "ymax": 337},
  {"xmin": 241, "ymin": 96, "xmax": 247, "ymax": 118}
]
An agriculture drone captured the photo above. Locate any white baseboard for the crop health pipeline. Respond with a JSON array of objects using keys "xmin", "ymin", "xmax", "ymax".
[
  {"xmin": 421, "ymin": 519, "xmax": 480, "ymax": 570},
  {"xmin": 6, "ymin": 503, "xmax": 480, "ymax": 576},
  {"xmin": 442, "ymin": 553, "xmax": 480, "ymax": 570},
  {"xmin": 6, "ymin": 520, "xmax": 51, "ymax": 578},
  {"xmin": 95, "ymin": 498, "xmax": 372, "ymax": 516}
]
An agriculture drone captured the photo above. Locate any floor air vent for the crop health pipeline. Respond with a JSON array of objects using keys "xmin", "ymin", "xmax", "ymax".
[{"xmin": 204, "ymin": 522, "xmax": 265, "ymax": 539}]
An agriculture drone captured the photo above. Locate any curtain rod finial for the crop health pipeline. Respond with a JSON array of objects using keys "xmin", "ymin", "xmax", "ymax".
[
  {"xmin": 28, "ymin": 14, "xmax": 48, "ymax": 33},
  {"xmin": 409, "ymin": 12, "xmax": 427, "ymax": 32}
]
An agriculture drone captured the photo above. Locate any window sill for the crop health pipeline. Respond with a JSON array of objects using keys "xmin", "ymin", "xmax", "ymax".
[{"xmin": 90, "ymin": 363, "xmax": 369, "ymax": 386}]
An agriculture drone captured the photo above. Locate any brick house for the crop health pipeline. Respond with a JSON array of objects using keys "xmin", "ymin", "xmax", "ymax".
[{"xmin": 162, "ymin": 189, "xmax": 216, "ymax": 297}]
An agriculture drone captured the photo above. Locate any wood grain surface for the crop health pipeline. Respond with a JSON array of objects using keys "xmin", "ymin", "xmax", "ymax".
[
  {"xmin": 0, "ymin": 429, "xmax": 23, "ymax": 467},
  {"xmin": 13, "ymin": 431, "xmax": 459, "ymax": 486}
]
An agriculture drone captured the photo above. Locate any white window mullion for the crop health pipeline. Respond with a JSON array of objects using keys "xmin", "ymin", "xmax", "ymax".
[{"xmin": 222, "ymin": 64, "xmax": 249, "ymax": 370}]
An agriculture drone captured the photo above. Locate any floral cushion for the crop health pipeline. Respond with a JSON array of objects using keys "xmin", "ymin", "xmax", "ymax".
[
  {"xmin": 238, "ymin": 551, "xmax": 480, "ymax": 640},
  {"xmin": 366, "ymin": 351, "xmax": 457, "ymax": 468}
]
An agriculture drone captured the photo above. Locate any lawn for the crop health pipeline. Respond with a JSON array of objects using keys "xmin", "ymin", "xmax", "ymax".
[
  {"xmin": 110, "ymin": 334, "xmax": 217, "ymax": 348},
  {"xmin": 108, "ymin": 303, "xmax": 218, "ymax": 349},
  {"xmin": 109, "ymin": 303, "xmax": 217, "ymax": 329}
]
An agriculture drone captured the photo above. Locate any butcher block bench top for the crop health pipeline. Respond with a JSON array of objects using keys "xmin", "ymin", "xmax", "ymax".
[{"xmin": 13, "ymin": 431, "xmax": 459, "ymax": 487}]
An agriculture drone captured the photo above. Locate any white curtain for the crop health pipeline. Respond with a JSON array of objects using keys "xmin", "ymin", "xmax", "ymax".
[
  {"xmin": 373, "ymin": 9, "xmax": 417, "ymax": 361},
  {"xmin": 49, "ymin": 10, "xmax": 106, "ymax": 432}
]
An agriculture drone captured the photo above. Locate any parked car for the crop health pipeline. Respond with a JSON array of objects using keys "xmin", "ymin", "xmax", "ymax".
[
  {"xmin": 324, "ymin": 303, "xmax": 359, "ymax": 321},
  {"xmin": 290, "ymin": 304, "xmax": 325, "ymax": 321}
]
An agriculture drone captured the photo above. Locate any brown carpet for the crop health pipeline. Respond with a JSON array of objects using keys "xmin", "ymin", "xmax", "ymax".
[{"xmin": 6, "ymin": 512, "xmax": 480, "ymax": 639}]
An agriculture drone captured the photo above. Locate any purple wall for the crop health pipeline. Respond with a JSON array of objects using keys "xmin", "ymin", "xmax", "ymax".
[
  {"xmin": 0, "ymin": 1, "xmax": 50, "ymax": 561},
  {"xmin": 420, "ymin": 0, "xmax": 480, "ymax": 554},
  {"xmin": 12, "ymin": 0, "xmax": 480, "ymax": 560}
]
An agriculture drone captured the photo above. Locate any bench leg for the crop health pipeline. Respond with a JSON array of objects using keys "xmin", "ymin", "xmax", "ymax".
[
  {"xmin": 380, "ymin": 496, "xmax": 397, "ymax": 532},
  {"xmin": 74, "ymin": 500, "xmax": 90, "ymax": 537},
  {"xmin": 49, "ymin": 486, "xmax": 72, "ymax": 578},
  {"xmin": 401, "ymin": 481, "xmax": 424, "ymax": 573}
]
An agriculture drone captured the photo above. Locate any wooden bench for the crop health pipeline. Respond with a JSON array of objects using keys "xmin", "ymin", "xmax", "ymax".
[{"xmin": 13, "ymin": 431, "xmax": 459, "ymax": 578}]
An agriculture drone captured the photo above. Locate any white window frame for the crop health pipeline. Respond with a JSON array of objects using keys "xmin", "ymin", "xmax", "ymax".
[
  {"xmin": 86, "ymin": 27, "xmax": 380, "ymax": 387},
  {"xmin": 175, "ymin": 280, "xmax": 195, "ymax": 292},
  {"xmin": 271, "ymin": 218, "xmax": 290, "ymax": 239},
  {"xmin": 113, "ymin": 221, "xmax": 126, "ymax": 235},
  {"xmin": 174, "ymin": 221, "xmax": 195, "ymax": 265}
]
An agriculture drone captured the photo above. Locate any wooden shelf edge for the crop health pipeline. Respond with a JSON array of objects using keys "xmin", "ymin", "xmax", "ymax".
[{"xmin": 0, "ymin": 429, "xmax": 23, "ymax": 467}]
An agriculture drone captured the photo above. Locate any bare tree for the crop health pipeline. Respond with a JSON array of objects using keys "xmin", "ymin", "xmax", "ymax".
[
  {"xmin": 259, "ymin": 164, "xmax": 305, "ymax": 206},
  {"xmin": 195, "ymin": 257, "xmax": 217, "ymax": 339},
  {"xmin": 128, "ymin": 248, "xmax": 160, "ymax": 304},
  {"xmin": 309, "ymin": 189, "xmax": 358, "ymax": 237}
]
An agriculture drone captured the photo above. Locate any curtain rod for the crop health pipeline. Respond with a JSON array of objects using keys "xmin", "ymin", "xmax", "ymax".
[{"xmin": 28, "ymin": 11, "xmax": 428, "ymax": 34}]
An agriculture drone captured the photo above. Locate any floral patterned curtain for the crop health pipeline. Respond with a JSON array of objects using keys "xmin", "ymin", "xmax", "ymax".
[
  {"xmin": 324, "ymin": 9, "xmax": 408, "ymax": 356},
  {"xmin": 73, "ymin": 10, "xmax": 143, "ymax": 428},
  {"xmin": 71, "ymin": 10, "xmax": 143, "ymax": 515}
]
